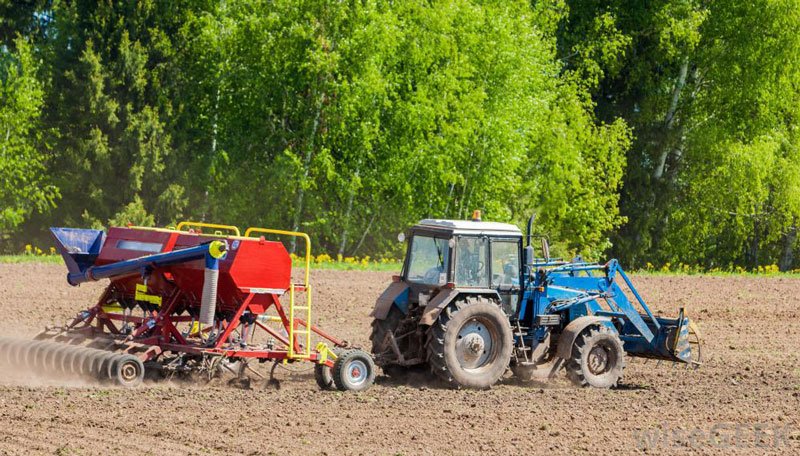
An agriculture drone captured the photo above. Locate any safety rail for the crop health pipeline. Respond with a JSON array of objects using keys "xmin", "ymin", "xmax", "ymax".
[
  {"xmin": 287, "ymin": 283, "xmax": 312, "ymax": 358},
  {"xmin": 244, "ymin": 227, "xmax": 312, "ymax": 359},
  {"xmin": 176, "ymin": 221, "xmax": 241, "ymax": 237}
]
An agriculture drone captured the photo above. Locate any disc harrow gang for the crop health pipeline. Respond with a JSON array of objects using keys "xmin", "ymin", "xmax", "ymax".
[{"xmin": 0, "ymin": 337, "xmax": 145, "ymax": 386}]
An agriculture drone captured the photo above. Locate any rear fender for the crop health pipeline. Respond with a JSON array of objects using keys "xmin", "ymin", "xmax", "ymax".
[
  {"xmin": 419, "ymin": 289, "xmax": 501, "ymax": 326},
  {"xmin": 556, "ymin": 316, "xmax": 613, "ymax": 360},
  {"xmin": 370, "ymin": 282, "xmax": 410, "ymax": 319}
]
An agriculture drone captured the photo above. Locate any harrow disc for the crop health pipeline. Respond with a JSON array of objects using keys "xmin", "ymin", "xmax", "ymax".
[
  {"xmin": 28, "ymin": 341, "xmax": 49, "ymax": 372},
  {"xmin": 0, "ymin": 337, "xmax": 145, "ymax": 387},
  {"xmin": 111, "ymin": 355, "xmax": 145, "ymax": 387}
]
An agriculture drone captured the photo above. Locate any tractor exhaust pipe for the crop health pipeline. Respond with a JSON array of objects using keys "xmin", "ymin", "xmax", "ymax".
[
  {"xmin": 526, "ymin": 214, "xmax": 535, "ymax": 247},
  {"xmin": 525, "ymin": 214, "xmax": 535, "ymax": 266}
]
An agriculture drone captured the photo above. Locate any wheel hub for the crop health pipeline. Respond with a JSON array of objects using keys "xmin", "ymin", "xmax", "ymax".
[
  {"xmin": 346, "ymin": 359, "xmax": 368, "ymax": 386},
  {"xmin": 120, "ymin": 361, "xmax": 139, "ymax": 381},
  {"xmin": 456, "ymin": 318, "xmax": 494, "ymax": 370},
  {"xmin": 588, "ymin": 345, "xmax": 609, "ymax": 375}
]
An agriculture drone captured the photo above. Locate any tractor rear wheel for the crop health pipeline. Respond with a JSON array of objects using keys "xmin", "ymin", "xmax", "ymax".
[
  {"xmin": 370, "ymin": 307, "xmax": 406, "ymax": 377},
  {"xmin": 565, "ymin": 326, "xmax": 625, "ymax": 388},
  {"xmin": 426, "ymin": 296, "xmax": 512, "ymax": 389}
]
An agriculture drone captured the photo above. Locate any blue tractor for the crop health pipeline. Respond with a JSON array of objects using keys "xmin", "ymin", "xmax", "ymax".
[{"xmin": 370, "ymin": 214, "xmax": 701, "ymax": 389}]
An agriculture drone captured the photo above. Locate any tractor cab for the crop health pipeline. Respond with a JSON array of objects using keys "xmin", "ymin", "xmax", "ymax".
[{"xmin": 400, "ymin": 217, "xmax": 523, "ymax": 316}]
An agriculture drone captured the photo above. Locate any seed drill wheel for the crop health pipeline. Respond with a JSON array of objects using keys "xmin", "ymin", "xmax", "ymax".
[
  {"xmin": 314, "ymin": 362, "xmax": 335, "ymax": 390},
  {"xmin": 426, "ymin": 296, "xmax": 513, "ymax": 389},
  {"xmin": 565, "ymin": 325, "xmax": 625, "ymax": 388},
  {"xmin": 331, "ymin": 349, "xmax": 376, "ymax": 392},
  {"xmin": 314, "ymin": 348, "xmax": 346, "ymax": 390}
]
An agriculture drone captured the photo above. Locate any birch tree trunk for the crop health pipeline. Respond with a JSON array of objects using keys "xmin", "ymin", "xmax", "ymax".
[
  {"xmin": 779, "ymin": 224, "xmax": 797, "ymax": 271},
  {"xmin": 653, "ymin": 56, "xmax": 689, "ymax": 180},
  {"xmin": 202, "ymin": 86, "xmax": 220, "ymax": 222},
  {"xmin": 338, "ymin": 168, "xmax": 359, "ymax": 257},
  {"xmin": 290, "ymin": 91, "xmax": 323, "ymax": 253},
  {"xmin": 350, "ymin": 211, "xmax": 376, "ymax": 257}
]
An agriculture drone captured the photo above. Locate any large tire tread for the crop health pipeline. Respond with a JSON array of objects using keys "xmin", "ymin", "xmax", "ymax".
[
  {"xmin": 425, "ymin": 296, "xmax": 512, "ymax": 389},
  {"xmin": 565, "ymin": 325, "xmax": 625, "ymax": 389}
]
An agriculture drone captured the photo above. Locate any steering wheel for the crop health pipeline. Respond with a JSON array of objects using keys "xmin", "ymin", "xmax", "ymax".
[{"xmin": 424, "ymin": 266, "xmax": 442, "ymax": 283}]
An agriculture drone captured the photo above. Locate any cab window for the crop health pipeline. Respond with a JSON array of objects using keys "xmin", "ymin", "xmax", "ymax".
[
  {"xmin": 491, "ymin": 241, "xmax": 519, "ymax": 287},
  {"xmin": 455, "ymin": 237, "xmax": 488, "ymax": 287}
]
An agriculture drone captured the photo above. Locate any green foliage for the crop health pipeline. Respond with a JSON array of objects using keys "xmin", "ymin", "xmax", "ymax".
[
  {"xmin": 561, "ymin": 0, "xmax": 800, "ymax": 270},
  {"xmin": 2, "ymin": 1, "xmax": 799, "ymax": 271},
  {"xmin": 39, "ymin": 1, "xmax": 193, "ymax": 230},
  {"xmin": 0, "ymin": 37, "xmax": 58, "ymax": 239},
  {"xmin": 198, "ymin": 0, "xmax": 628, "ymax": 259},
  {"xmin": 108, "ymin": 195, "xmax": 155, "ymax": 228}
]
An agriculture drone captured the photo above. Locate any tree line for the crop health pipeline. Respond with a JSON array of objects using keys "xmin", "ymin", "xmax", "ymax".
[{"xmin": 1, "ymin": 0, "xmax": 799, "ymax": 270}]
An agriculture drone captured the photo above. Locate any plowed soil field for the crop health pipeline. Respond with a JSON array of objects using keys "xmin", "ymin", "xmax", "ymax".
[{"xmin": 0, "ymin": 263, "xmax": 798, "ymax": 455}]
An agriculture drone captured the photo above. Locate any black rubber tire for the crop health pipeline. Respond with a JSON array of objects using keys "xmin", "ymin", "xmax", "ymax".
[
  {"xmin": 314, "ymin": 363, "xmax": 335, "ymax": 390},
  {"xmin": 314, "ymin": 348, "xmax": 344, "ymax": 390},
  {"xmin": 426, "ymin": 296, "xmax": 513, "ymax": 389},
  {"xmin": 332, "ymin": 349, "xmax": 376, "ymax": 392},
  {"xmin": 110, "ymin": 354, "xmax": 145, "ymax": 387},
  {"xmin": 565, "ymin": 325, "xmax": 625, "ymax": 388}
]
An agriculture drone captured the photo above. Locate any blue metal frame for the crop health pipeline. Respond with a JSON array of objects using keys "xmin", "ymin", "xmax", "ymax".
[{"xmin": 518, "ymin": 257, "xmax": 695, "ymax": 363}]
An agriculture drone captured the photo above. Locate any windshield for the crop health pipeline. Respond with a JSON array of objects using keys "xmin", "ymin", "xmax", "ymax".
[{"xmin": 406, "ymin": 235, "xmax": 450, "ymax": 285}]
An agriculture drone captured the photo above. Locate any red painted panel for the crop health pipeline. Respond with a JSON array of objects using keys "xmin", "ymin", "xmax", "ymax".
[
  {"xmin": 227, "ymin": 239, "xmax": 291, "ymax": 291},
  {"xmin": 95, "ymin": 227, "xmax": 292, "ymax": 314}
]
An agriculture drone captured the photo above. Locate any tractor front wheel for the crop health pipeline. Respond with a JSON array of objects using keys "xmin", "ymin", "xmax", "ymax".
[
  {"xmin": 426, "ymin": 296, "xmax": 512, "ymax": 389},
  {"xmin": 565, "ymin": 325, "xmax": 625, "ymax": 388}
]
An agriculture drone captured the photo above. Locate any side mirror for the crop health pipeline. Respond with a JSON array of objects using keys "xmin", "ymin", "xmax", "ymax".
[
  {"xmin": 397, "ymin": 232, "xmax": 405, "ymax": 242},
  {"xmin": 541, "ymin": 238, "xmax": 550, "ymax": 262}
]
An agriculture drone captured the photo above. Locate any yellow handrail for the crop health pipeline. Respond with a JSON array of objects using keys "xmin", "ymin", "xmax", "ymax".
[
  {"xmin": 244, "ymin": 227, "xmax": 311, "ymax": 287},
  {"xmin": 176, "ymin": 221, "xmax": 241, "ymax": 237},
  {"xmin": 288, "ymin": 283, "xmax": 312, "ymax": 359}
]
